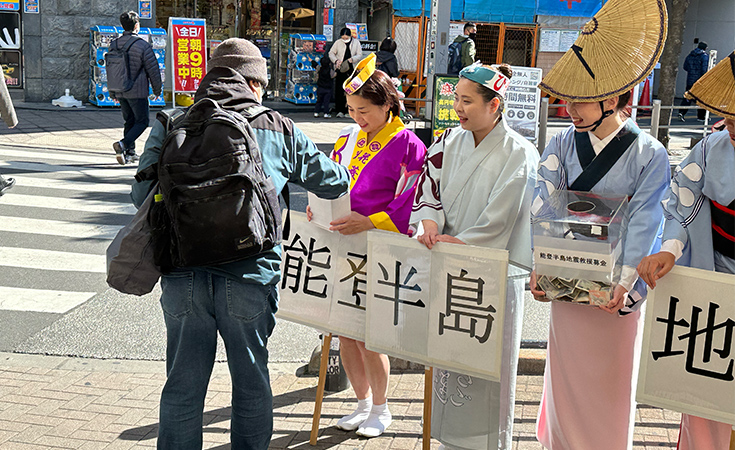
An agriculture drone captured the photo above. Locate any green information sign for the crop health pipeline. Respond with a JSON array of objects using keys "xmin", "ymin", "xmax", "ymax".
[{"xmin": 432, "ymin": 75, "xmax": 460, "ymax": 138}]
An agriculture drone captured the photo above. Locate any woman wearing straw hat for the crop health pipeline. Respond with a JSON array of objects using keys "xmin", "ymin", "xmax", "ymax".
[
  {"xmin": 411, "ymin": 62, "xmax": 539, "ymax": 450},
  {"xmin": 529, "ymin": 0, "xmax": 671, "ymax": 448},
  {"xmin": 637, "ymin": 52, "xmax": 735, "ymax": 450},
  {"xmin": 308, "ymin": 52, "xmax": 427, "ymax": 438}
]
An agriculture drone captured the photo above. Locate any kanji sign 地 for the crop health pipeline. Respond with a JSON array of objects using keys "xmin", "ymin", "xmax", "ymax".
[
  {"xmin": 637, "ymin": 265, "xmax": 735, "ymax": 425},
  {"xmin": 169, "ymin": 18, "xmax": 206, "ymax": 93}
]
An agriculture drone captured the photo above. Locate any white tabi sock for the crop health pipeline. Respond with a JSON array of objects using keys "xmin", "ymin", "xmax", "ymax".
[
  {"xmin": 335, "ymin": 396, "xmax": 372, "ymax": 431},
  {"xmin": 355, "ymin": 402, "xmax": 392, "ymax": 438}
]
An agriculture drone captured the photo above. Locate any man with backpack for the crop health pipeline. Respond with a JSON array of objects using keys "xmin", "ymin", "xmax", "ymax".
[
  {"xmin": 108, "ymin": 11, "xmax": 162, "ymax": 165},
  {"xmin": 129, "ymin": 38, "xmax": 350, "ymax": 449},
  {"xmin": 447, "ymin": 22, "xmax": 477, "ymax": 75}
]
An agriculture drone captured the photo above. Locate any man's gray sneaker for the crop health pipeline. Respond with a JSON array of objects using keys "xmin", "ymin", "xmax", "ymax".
[{"xmin": 125, "ymin": 153, "xmax": 139, "ymax": 165}]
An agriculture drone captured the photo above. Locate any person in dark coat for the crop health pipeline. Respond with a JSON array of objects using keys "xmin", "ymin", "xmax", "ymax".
[
  {"xmin": 110, "ymin": 11, "xmax": 163, "ymax": 165},
  {"xmin": 314, "ymin": 57, "xmax": 334, "ymax": 118},
  {"xmin": 678, "ymin": 41, "xmax": 709, "ymax": 121},
  {"xmin": 376, "ymin": 38, "xmax": 399, "ymax": 78}
]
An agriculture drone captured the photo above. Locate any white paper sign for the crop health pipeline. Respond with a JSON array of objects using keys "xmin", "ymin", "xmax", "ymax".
[
  {"xmin": 539, "ymin": 29, "xmax": 561, "ymax": 52},
  {"xmin": 278, "ymin": 213, "xmax": 338, "ymax": 327},
  {"xmin": 559, "ymin": 30, "xmax": 580, "ymax": 52},
  {"xmin": 329, "ymin": 232, "xmax": 368, "ymax": 340},
  {"xmin": 307, "ymin": 192, "xmax": 351, "ymax": 230},
  {"xmin": 637, "ymin": 266, "xmax": 735, "ymax": 425},
  {"xmin": 506, "ymin": 66, "xmax": 542, "ymax": 141},
  {"xmin": 277, "ymin": 212, "xmax": 368, "ymax": 341},
  {"xmin": 366, "ymin": 230, "xmax": 509, "ymax": 381}
]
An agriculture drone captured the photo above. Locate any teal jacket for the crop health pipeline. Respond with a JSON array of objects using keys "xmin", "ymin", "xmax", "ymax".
[{"xmin": 131, "ymin": 67, "xmax": 350, "ymax": 285}]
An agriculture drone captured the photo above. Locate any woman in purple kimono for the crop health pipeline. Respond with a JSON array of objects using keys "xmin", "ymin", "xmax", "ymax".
[{"xmin": 314, "ymin": 52, "xmax": 427, "ymax": 437}]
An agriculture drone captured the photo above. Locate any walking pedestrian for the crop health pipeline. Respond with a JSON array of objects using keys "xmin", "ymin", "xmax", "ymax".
[
  {"xmin": 531, "ymin": 0, "xmax": 671, "ymax": 448},
  {"xmin": 637, "ymin": 50, "xmax": 735, "ymax": 450},
  {"xmin": 678, "ymin": 41, "xmax": 709, "ymax": 121},
  {"xmin": 329, "ymin": 28, "xmax": 363, "ymax": 118},
  {"xmin": 129, "ymin": 38, "xmax": 350, "ymax": 449},
  {"xmin": 0, "ymin": 71, "xmax": 18, "ymax": 196},
  {"xmin": 110, "ymin": 11, "xmax": 162, "ymax": 165}
]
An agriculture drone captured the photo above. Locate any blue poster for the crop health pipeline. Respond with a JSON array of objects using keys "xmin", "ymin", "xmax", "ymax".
[
  {"xmin": 23, "ymin": 0, "xmax": 37, "ymax": 13},
  {"xmin": 536, "ymin": 0, "xmax": 603, "ymax": 17},
  {"xmin": 139, "ymin": 0, "xmax": 152, "ymax": 19}
]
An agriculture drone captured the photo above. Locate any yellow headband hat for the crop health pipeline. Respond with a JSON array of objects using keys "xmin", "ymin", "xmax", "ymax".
[{"xmin": 344, "ymin": 52, "xmax": 377, "ymax": 95}]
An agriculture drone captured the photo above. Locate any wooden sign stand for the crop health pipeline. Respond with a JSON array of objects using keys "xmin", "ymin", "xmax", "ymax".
[{"xmin": 308, "ymin": 333, "xmax": 434, "ymax": 448}]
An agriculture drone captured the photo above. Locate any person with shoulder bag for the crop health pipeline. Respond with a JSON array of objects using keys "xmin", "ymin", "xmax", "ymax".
[
  {"xmin": 128, "ymin": 38, "xmax": 350, "ymax": 450},
  {"xmin": 329, "ymin": 28, "xmax": 363, "ymax": 117}
]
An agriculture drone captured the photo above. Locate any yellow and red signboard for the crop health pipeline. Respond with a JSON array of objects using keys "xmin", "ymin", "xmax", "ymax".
[{"xmin": 169, "ymin": 18, "xmax": 206, "ymax": 93}]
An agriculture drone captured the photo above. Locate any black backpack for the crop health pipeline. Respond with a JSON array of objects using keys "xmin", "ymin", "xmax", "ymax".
[
  {"xmin": 447, "ymin": 41, "xmax": 463, "ymax": 75},
  {"xmin": 105, "ymin": 37, "xmax": 141, "ymax": 93},
  {"xmin": 155, "ymin": 98, "xmax": 283, "ymax": 268}
]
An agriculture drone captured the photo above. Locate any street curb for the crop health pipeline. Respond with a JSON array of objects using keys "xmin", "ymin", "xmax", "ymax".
[
  {"xmin": 518, "ymin": 348, "xmax": 547, "ymax": 375},
  {"xmin": 307, "ymin": 346, "xmax": 547, "ymax": 376}
]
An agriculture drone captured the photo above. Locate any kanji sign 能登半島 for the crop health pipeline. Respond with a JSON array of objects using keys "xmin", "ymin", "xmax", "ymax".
[{"xmin": 169, "ymin": 18, "xmax": 206, "ymax": 93}]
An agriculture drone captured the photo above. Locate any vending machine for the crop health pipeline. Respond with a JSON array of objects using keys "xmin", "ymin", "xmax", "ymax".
[
  {"xmin": 89, "ymin": 26, "xmax": 167, "ymax": 107},
  {"xmin": 284, "ymin": 34, "xmax": 327, "ymax": 105}
]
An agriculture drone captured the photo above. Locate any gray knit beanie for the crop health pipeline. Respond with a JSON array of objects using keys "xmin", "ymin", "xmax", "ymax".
[{"xmin": 209, "ymin": 38, "xmax": 268, "ymax": 87}]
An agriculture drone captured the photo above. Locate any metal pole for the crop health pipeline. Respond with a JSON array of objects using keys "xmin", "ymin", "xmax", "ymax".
[
  {"xmin": 275, "ymin": 0, "xmax": 283, "ymax": 97},
  {"xmin": 650, "ymin": 99, "xmax": 661, "ymax": 138},
  {"xmin": 538, "ymin": 97, "xmax": 549, "ymax": 155}
]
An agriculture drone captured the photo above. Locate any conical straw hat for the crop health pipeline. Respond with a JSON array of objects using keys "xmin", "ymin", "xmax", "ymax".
[
  {"xmin": 538, "ymin": 0, "xmax": 668, "ymax": 103},
  {"xmin": 684, "ymin": 52, "xmax": 735, "ymax": 119}
]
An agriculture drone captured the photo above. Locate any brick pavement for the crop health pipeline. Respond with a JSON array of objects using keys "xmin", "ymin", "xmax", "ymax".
[{"xmin": 0, "ymin": 352, "xmax": 681, "ymax": 449}]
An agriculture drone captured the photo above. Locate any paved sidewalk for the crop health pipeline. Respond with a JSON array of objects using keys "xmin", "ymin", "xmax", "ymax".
[{"xmin": 0, "ymin": 352, "xmax": 681, "ymax": 450}]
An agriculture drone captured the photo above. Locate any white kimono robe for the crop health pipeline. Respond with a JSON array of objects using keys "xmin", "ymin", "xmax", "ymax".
[
  {"xmin": 410, "ymin": 119, "xmax": 539, "ymax": 450},
  {"xmin": 533, "ymin": 120, "xmax": 671, "ymax": 450},
  {"xmin": 658, "ymin": 130, "xmax": 735, "ymax": 450}
]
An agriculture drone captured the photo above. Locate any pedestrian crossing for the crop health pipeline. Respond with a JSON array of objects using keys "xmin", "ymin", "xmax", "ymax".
[{"xmin": 0, "ymin": 145, "xmax": 137, "ymax": 314}]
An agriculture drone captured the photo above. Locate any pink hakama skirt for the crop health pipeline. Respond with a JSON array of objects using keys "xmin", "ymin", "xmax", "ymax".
[
  {"xmin": 677, "ymin": 414, "xmax": 732, "ymax": 450},
  {"xmin": 536, "ymin": 301, "xmax": 644, "ymax": 450}
]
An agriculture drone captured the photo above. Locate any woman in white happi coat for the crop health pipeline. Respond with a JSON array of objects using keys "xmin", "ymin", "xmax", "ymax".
[
  {"xmin": 411, "ymin": 63, "xmax": 539, "ymax": 450},
  {"xmin": 637, "ymin": 52, "xmax": 735, "ymax": 450},
  {"xmin": 529, "ymin": 0, "xmax": 671, "ymax": 448}
]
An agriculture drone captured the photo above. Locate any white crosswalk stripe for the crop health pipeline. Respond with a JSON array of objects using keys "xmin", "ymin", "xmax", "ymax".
[
  {"xmin": 0, "ymin": 287, "xmax": 98, "ymax": 314},
  {"xmin": 0, "ymin": 146, "xmax": 137, "ymax": 313},
  {"xmin": 0, "ymin": 247, "xmax": 107, "ymax": 273},
  {"xmin": 10, "ymin": 175, "xmax": 132, "ymax": 194},
  {"xmin": 1, "ymin": 193, "xmax": 136, "ymax": 215}
]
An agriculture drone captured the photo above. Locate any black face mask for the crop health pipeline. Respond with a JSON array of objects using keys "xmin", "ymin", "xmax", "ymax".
[{"xmin": 468, "ymin": 32, "xmax": 477, "ymax": 40}]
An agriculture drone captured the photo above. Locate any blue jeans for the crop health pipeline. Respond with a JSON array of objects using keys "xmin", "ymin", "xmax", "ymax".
[
  {"xmin": 119, "ymin": 97, "xmax": 150, "ymax": 151},
  {"xmin": 157, "ymin": 270, "xmax": 278, "ymax": 449}
]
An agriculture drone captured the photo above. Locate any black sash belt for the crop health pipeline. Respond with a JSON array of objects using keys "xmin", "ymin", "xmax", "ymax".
[{"xmin": 711, "ymin": 199, "xmax": 735, "ymax": 259}]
